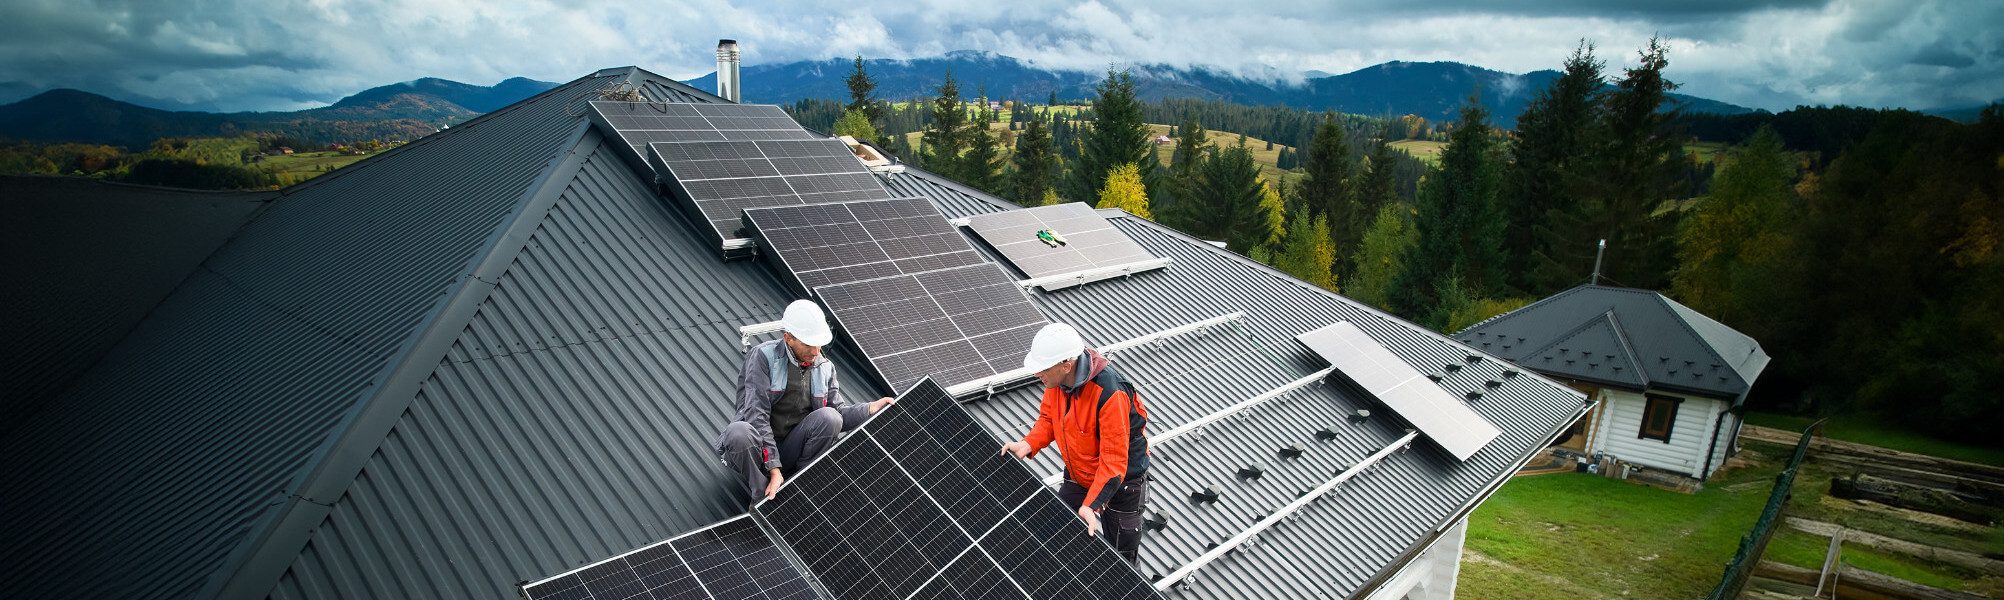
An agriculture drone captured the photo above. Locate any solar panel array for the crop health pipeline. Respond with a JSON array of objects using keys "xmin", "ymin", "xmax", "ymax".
[
  {"xmin": 814, "ymin": 263, "xmax": 1049, "ymax": 394},
  {"xmin": 590, "ymin": 101, "xmax": 820, "ymax": 157},
  {"xmin": 585, "ymin": 101, "xmax": 898, "ymax": 246},
  {"xmin": 650, "ymin": 139, "xmax": 896, "ymax": 241},
  {"xmin": 744, "ymin": 197, "xmax": 986, "ymax": 291},
  {"xmin": 520, "ymin": 515, "xmax": 815, "ymax": 600},
  {"xmin": 963, "ymin": 203, "xmax": 1161, "ymax": 291},
  {"xmin": 1296, "ymin": 321, "xmax": 1502, "ymax": 461},
  {"xmin": 759, "ymin": 379, "xmax": 1161, "ymax": 600}
]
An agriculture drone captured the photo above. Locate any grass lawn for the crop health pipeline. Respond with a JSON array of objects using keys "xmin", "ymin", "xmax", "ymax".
[
  {"xmin": 1460, "ymin": 463, "xmax": 1783, "ymax": 600},
  {"xmin": 1743, "ymin": 411, "xmax": 2004, "ymax": 467},
  {"xmin": 1389, "ymin": 140, "xmax": 1446, "ymax": 165},
  {"xmin": 262, "ymin": 151, "xmax": 370, "ymax": 183},
  {"xmin": 1684, "ymin": 141, "xmax": 1728, "ymax": 164}
]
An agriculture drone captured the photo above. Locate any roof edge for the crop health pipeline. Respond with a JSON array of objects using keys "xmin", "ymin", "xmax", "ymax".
[
  {"xmin": 201, "ymin": 123, "xmax": 606, "ymax": 600},
  {"xmin": 616, "ymin": 65, "xmax": 733, "ymax": 104}
]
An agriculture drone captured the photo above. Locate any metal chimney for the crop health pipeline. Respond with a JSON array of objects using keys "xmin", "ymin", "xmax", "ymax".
[{"xmin": 716, "ymin": 39, "xmax": 741, "ymax": 103}]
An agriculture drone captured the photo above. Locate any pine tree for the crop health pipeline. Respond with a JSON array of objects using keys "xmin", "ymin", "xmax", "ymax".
[
  {"xmin": 1390, "ymin": 96, "xmax": 1507, "ymax": 319},
  {"xmin": 1164, "ymin": 118, "xmax": 1209, "ymax": 229},
  {"xmin": 1355, "ymin": 128, "xmax": 1399, "ymax": 220},
  {"xmin": 1299, "ymin": 115, "xmax": 1355, "ymax": 271},
  {"xmin": 922, "ymin": 72, "xmax": 968, "ymax": 179},
  {"xmin": 1528, "ymin": 38, "xmax": 1688, "ymax": 293},
  {"xmin": 1010, "ymin": 119, "xmax": 1056, "ymax": 207},
  {"xmin": 1505, "ymin": 41, "xmax": 1603, "ymax": 294},
  {"xmin": 963, "ymin": 119, "xmax": 1005, "ymax": 194},
  {"xmin": 1194, "ymin": 141, "xmax": 1264, "ymax": 250},
  {"xmin": 1068, "ymin": 69, "xmax": 1155, "ymax": 209},
  {"xmin": 1097, "ymin": 163, "xmax": 1153, "ymax": 219},
  {"xmin": 1348, "ymin": 204, "xmax": 1416, "ymax": 311},
  {"xmin": 846, "ymin": 56, "xmax": 882, "ymax": 125}
]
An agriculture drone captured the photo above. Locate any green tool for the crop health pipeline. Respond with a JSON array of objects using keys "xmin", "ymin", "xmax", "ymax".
[{"xmin": 1036, "ymin": 229, "xmax": 1068, "ymax": 247}]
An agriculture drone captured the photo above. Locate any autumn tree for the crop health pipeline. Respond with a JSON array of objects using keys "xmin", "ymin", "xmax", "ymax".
[
  {"xmin": 1390, "ymin": 96, "xmax": 1507, "ymax": 321},
  {"xmin": 1348, "ymin": 204, "xmax": 1416, "ymax": 311},
  {"xmin": 832, "ymin": 109, "xmax": 878, "ymax": 141},
  {"xmin": 1097, "ymin": 163, "xmax": 1152, "ymax": 219},
  {"xmin": 1273, "ymin": 214, "xmax": 1337, "ymax": 291}
]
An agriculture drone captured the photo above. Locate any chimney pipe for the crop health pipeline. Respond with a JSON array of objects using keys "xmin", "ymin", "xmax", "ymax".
[
  {"xmin": 1590, "ymin": 238, "xmax": 1606, "ymax": 286},
  {"xmin": 716, "ymin": 39, "xmax": 741, "ymax": 103}
]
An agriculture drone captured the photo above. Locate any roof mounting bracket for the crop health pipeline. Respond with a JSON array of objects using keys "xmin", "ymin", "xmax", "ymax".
[{"xmin": 738, "ymin": 320, "xmax": 785, "ymax": 347}]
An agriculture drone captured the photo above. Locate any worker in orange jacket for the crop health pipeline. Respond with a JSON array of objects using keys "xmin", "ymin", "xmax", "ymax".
[{"xmin": 1001, "ymin": 323, "xmax": 1151, "ymax": 565}]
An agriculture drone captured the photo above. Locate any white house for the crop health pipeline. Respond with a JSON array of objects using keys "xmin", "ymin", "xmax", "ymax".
[{"xmin": 1458, "ymin": 285, "xmax": 1770, "ymax": 482}]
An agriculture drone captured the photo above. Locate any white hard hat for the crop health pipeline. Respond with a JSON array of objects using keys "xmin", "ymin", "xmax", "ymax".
[
  {"xmin": 1022, "ymin": 323, "xmax": 1086, "ymax": 372},
  {"xmin": 782, "ymin": 300, "xmax": 833, "ymax": 346}
]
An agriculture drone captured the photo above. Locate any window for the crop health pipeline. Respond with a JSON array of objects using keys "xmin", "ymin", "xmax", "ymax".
[{"xmin": 1639, "ymin": 394, "xmax": 1682, "ymax": 442}]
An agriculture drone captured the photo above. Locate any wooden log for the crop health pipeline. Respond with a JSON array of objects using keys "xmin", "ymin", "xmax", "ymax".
[
  {"xmin": 1753, "ymin": 560, "xmax": 1993, "ymax": 600},
  {"xmin": 1830, "ymin": 474, "xmax": 1999, "ymax": 525},
  {"xmin": 1783, "ymin": 517, "xmax": 2004, "ymax": 576}
]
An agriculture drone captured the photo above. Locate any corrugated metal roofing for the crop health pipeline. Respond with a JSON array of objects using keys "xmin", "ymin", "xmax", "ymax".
[
  {"xmin": 877, "ymin": 168, "xmax": 1589, "ymax": 598},
  {"xmin": 0, "ymin": 176, "xmax": 271, "ymax": 437},
  {"xmin": 1457, "ymin": 284, "xmax": 1769, "ymax": 401},
  {"xmin": 0, "ymin": 67, "xmax": 725, "ymax": 600}
]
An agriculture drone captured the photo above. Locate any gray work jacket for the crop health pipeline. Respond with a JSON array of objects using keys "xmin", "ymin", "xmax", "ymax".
[{"xmin": 721, "ymin": 339, "xmax": 868, "ymax": 471}]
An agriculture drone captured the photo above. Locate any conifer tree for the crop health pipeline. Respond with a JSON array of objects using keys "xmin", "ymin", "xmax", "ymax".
[
  {"xmin": 846, "ymin": 56, "xmax": 882, "ymax": 125},
  {"xmin": 1164, "ymin": 118, "xmax": 1209, "ymax": 229},
  {"xmin": 963, "ymin": 118, "xmax": 1005, "ymax": 194},
  {"xmin": 1391, "ymin": 96, "xmax": 1507, "ymax": 320},
  {"xmin": 1068, "ymin": 69, "xmax": 1155, "ymax": 208},
  {"xmin": 1504, "ymin": 42, "xmax": 1602, "ymax": 292},
  {"xmin": 1097, "ymin": 163, "xmax": 1153, "ymax": 219},
  {"xmin": 1195, "ymin": 141, "xmax": 1265, "ymax": 251},
  {"xmin": 922, "ymin": 72, "xmax": 968, "ymax": 179},
  {"xmin": 1355, "ymin": 128, "xmax": 1399, "ymax": 223},
  {"xmin": 1010, "ymin": 118, "xmax": 1057, "ymax": 207}
]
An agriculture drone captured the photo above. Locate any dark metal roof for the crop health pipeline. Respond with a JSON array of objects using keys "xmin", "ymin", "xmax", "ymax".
[
  {"xmin": 4, "ymin": 66, "xmax": 1581, "ymax": 600},
  {"xmin": 0, "ymin": 176, "xmax": 271, "ymax": 437},
  {"xmin": 878, "ymin": 168, "xmax": 1589, "ymax": 598},
  {"xmin": 1456, "ymin": 284, "xmax": 1770, "ymax": 401}
]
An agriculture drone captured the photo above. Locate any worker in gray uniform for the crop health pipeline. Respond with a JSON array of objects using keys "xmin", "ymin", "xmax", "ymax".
[{"xmin": 715, "ymin": 300, "xmax": 894, "ymax": 503}]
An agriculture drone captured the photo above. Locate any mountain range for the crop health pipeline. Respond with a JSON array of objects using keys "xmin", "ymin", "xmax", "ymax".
[
  {"xmin": 686, "ymin": 50, "xmax": 1760, "ymax": 127},
  {"xmin": 0, "ymin": 77, "xmax": 557, "ymax": 149},
  {"xmin": 12, "ymin": 52, "xmax": 1980, "ymax": 150}
]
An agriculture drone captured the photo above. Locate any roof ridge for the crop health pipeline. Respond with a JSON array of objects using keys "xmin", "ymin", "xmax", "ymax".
[
  {"xmin": 618, "ymin": 65, "xmax": 732, "ymax": 104},
  {"xmin": 1647, "ymin": 292, "xmax": 1746, "ymax": 389},
  {"xmin": 274, "ymin": 71, "xmax": 622, "ymax": 197},
  {"xmin": 204, "ymin": 123, "xmax": 606, "ymax": 599},
  {"xmin": 1598, "ymin": 311, "xmax": 1650, "ymax": 388},
  {"xmin": 1515, "ymin": 311, "xmax": 1648, "ymax": 389}
]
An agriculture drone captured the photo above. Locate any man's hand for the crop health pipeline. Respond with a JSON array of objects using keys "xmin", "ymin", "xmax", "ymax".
[
  {"xmin": 764, "ymin": 468, "xmax": 784, "ymax": 501},
  {"xmin": 867, "ymin": 396, "xmax": 896, "ymax": 415},
  {"xmin": 1000, "ymin": 440, "xmax": 1032, "ymax": 458},
  {"xmin": 1077, "ymin": 505, "xmax": 1099, "ymax": 536}
]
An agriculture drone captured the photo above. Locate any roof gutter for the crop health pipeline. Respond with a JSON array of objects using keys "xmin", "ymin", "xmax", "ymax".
[{"xmin": 1348, "ymin": 395, "xmax": 1596, "ymax": 599}]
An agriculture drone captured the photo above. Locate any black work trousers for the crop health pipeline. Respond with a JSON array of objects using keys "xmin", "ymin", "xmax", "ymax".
[{"xmin": 1056, "ymin": 474, "xmax": 1149, "ymax": 566}]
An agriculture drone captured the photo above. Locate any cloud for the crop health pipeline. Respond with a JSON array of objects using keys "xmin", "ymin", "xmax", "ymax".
[{"xmin": 0, "ymin": 0, "xmax": 1995, "ymax": 113}]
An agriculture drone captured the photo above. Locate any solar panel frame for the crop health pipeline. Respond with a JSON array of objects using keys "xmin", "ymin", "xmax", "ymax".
[
  {"xmin": 519, "ymin": 514, "xmax": 817, "ymax": 600},
  {"xmin": 813, "ymin": 262, "xmax": 1049, "ymax": 394},
  {"xmin": 744, "ymin": 197, "xmax": 987, "ymax": 293},
  {"xmin": 1296, "ymin": 321, "xmax": 1502, "ymax": 460},
  {"xmin": 963, "ymin": 203, "xmax": 1163, "ymax": 291}
]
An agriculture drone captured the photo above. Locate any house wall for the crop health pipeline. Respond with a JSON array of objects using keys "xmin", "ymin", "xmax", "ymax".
[
  {"xmin": 1587, "ymin": 389, "xmax": 1726, "ymax": 479},
  {"xmin": 1363, "ymin": 517, "xmax": 1467, "ymax": 600}
]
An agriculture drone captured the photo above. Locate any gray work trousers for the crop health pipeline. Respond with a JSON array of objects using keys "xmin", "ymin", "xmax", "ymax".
[{"xmin": 717, "ymin": 406, "xmax": 844, "ymax": 501}]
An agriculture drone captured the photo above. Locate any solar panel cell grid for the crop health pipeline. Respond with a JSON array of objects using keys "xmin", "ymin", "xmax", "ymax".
[
  {"xmin": 519, "ymin": 515, "xmax": 812, "ymax": 600},
  {"xmin": 963, "ymin": 203, "xmax": 1164, "ymax": 291}
]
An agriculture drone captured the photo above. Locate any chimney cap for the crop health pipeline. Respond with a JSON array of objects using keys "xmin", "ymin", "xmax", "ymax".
[{"xmin": 719, "ymin": 39, "xmax": 737, "ymax": 45}]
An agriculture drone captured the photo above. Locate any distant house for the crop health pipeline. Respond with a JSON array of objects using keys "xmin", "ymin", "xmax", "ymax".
[
  {"xmin": 1153, "ymin": 134, "xmax": 1173, "ymax": 145},
  {"xmin": 277, "ymin": 146, "xmax": 294, "ymax": 154},
  {"xmin": 1458, "ymin": 285, "xmax": 1768, "ymax": 484}
]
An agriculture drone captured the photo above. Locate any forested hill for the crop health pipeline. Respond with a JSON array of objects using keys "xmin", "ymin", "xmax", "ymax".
[
  {"xmin": 685, "ymin": 51, "xmax": 1755, "ymax": 127},
  {"xmin": 0, "ymin": 77, "xmax": 555, "ymax": 148}
]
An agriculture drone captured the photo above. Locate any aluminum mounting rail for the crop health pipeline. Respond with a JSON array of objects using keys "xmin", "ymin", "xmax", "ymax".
[
  {"xmin": 721, "ymin": 238, "xmax": 757, "ymax": 251},
  {"xmin": 944, "ymin": 311, "xmax": 1247, "ymax": 398},
  {"xmin": 1153, "ymin": 430, "xmax": 1421, "ymax": 591},
  {"xmin": 1016, "ymin": 257, "xmax": 1174, "ymax": 290},
  {"xmin": 1039, "ymin": 366, "xmax": 1334, "ymax": 486}
]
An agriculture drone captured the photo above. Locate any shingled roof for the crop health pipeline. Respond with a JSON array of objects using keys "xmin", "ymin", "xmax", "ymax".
[
  {"xmin": 1455, "ymin": 285, "xmax": 1770, "ymax": 402},
  {"xmin": 2, "ymin": 66, "xmax": 1585, "ymax": 600}
]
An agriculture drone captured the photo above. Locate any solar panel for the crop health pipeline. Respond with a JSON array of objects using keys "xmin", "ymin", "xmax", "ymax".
[
  {"xmin": 1296, "ymin": 321, "xmax": 1501, "ymax": 460},
  {"xmin": 758, "ymin": 379, "xmax": 1161, "ymax": 600},
  {"xmin": 647, "ymin": 139, "xmax": 896, "ymax": 243},
  {"xmin": 519, "ymin": 515, "xmax": 816, "ymax": 600},
  {"xmin": 963, "ymin": 203, "xmax": 1162, "ymax": 291},
  {"xmin": 591, "ymin": 101, "xmax": 819, "ymax": 157},
  {"xmin": 814, "ymin": 263, "xmax": 1049, "ymax": 394},
  {"xmin": 744, "ymin": 197, "xmax": 987, "ymax": 291}
]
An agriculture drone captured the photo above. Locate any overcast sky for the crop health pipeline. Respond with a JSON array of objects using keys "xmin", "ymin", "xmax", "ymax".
[{"xmin": 2, "ymin": 0, "xmax": 1997, "ymax": 113}]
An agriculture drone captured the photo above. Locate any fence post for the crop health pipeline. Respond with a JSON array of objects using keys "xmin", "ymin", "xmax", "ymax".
[{"xmin": 1703, "ymin": 419, "xmax": 1823, "ymax": 600}]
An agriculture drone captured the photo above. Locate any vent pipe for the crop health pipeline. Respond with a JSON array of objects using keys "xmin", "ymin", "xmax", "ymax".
[
  {"xmin": 715, "ymin": 39, "xmax": 741, "ymax": 103},
  {"xmin": 1591, "ymin": 238, "xmax": 1607, "ymax": 285}
]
